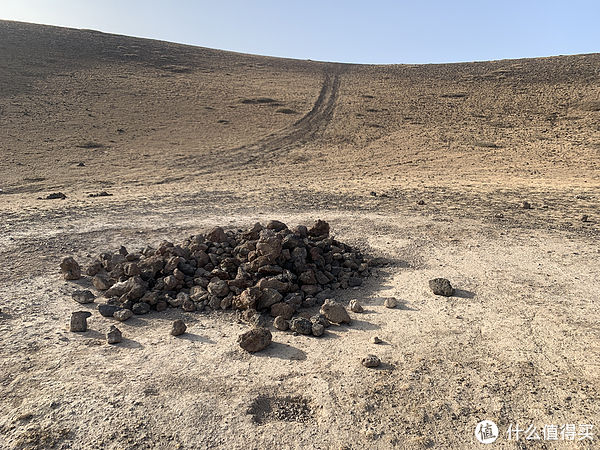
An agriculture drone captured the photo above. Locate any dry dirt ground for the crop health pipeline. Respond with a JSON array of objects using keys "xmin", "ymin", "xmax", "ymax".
[{"xmin": 0, "ymin": 21, "xmax": 599, "ymax": 449}]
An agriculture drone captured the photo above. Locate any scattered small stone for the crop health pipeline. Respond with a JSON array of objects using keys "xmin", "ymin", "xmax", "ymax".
[
  {"xmin": 238, "ymin": 327, "xmax": 272, "ymax": 352},
  {"xmin": 361, "ymin": 354, "xmax": 381, "ymax": 368},
  {"xmin": 494, "ymin": 213, "xmax": 504, "ymax": 219},
  {"xmin": 311, "ymin": 323, "xmax": 325, "ymax": 337},
  {"xmin": 88, "ymin": 191, "xmax": 113, "ymax": 198},
  {"xmin": 372, "ymin": 336, "xmax": 382, "ymax": 344},
  {"xmin": 273, "ymin": 316, "xmax": 289, "ymax": 331},
  {"xmin": 106, "ymin": 325, "xmax": 122, "ymax": 344},
  {"xmin": 71, "ymin": 289, "xmax": 95, "ymax": 304},
  {"xmin": 77, "ymin": 162, "xmax": 85, "ymax": 167},
  {"xmin": 132, "ymin": 302, "xmax": 150, "ymax": 315},
  {"xmin": 289, "ymin": 317, "xmax": 313, "ymax": 335},
  {"xmin": 429, "ymin": 278, "xmax": 455, "ymax": 297},
  {"xmin": 416, "ymin": 199, "xmax": 425, "ymax": 205},
  {"xmin": 113, "ymin": 309, "xmax": 133, "ymax": 322},
  {"xmin": 522, "ymin": 201, "xmax": 532, "ymax": 209},
  {"xmin": 98, "ymin": 304, "xmax": 122, "ymax": 318},
  {"xmin": 370, "ymin": 191, "xmax": 377, "ymax": 197},
  {"xmin": 383, "ymin": 297, "xmax": 398, "ymax": 308},
  {"xmin": 349, "ymin": 299, "xmax": 364, "ymax": 313},
  {"xmin": 320, "ymin": 299, "xmax": 351, "ymax": 324},
  {"xmin": 41, "ymin": 192, "xmax": 66, "ymax": 200},
  {"xmin": 60, "ymin": 257, "xmax": 81, "ymax": 280},
  {"xmin": 70, "ymin": 311, "xmax": 92, "ymax": 332},
  {"xmin": 171, "ymin": 320, "xmax": 187, "ymax": 336},
  {"xmin": 581, "ymin": 215, "xmax": 589, "ymax": 222}
]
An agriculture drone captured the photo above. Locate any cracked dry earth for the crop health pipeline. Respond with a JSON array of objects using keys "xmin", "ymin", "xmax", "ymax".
[{"xmin": 1, "ymin": 20, "xmax": 600, "ymax": 449}]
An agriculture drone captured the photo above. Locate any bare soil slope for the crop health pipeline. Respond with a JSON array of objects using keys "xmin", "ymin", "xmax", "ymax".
[{"xmin": 0, "ymin": 21, "xmax": 599, "ymax": 449}]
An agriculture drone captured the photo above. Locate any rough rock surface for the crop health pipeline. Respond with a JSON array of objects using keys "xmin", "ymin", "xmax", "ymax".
[
  {"xmin": 171, "ymin": 320, "xmax": 187, "ymax": 336},
  {"xmin": 429, "ymin": 278, "xmax": 455, "ymax": 296},
  {"xmin": 72, "ymin": 290, "xmax": 95, "ymax": 304},
  {"xmin": 60, "ymin": 257, "xmax": 81, "ymax": 280},
  {"xmin": 238, "ymin": 327, "xmax": 272, "ymax": 352},
  {"xmin": 384, "ymin": 297, "xmax": 398, "ymax": 308},
  {"xmin": 320, "ymin": 299, "xmax": 351, "ymax": 324},
  {"xmin": 70, "ymin": 311, "xmax": 91, "ymax": 332},
  {"xmin": 106, "ymin": 325, "xmax": 122, "ymax": 344},
  {"xmin": 361, "ymin": 354, "xmax": 381, "ymax": 368},
  {"xmin": 349, "ymin": 299, "xmax": 364, "ymax": 313}
]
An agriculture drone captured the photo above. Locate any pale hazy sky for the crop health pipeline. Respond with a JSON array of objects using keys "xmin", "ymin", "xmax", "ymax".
[{"xmin": 2, "ymin": 0, "xmax": 599, "ymax": 64}]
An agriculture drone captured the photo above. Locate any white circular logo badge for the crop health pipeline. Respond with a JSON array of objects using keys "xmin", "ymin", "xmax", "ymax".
[{"xmin": 475, "ymin": 420, "xmax": 499, "ymax": 444}]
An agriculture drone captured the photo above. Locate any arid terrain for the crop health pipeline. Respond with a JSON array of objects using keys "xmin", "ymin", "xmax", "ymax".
[{"xmin": 0, "ymin": 20, "xmax": 599, "ymax": 449}]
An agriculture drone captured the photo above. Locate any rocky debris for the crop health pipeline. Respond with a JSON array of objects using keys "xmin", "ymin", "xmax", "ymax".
[
  {"xmin": 429, "ymin": 278, "xmax": 455, "ymax": 297},
  {"xmin": 310, "ymin": 314, "xmax": 331, "ymax": 329},
  {"xmin": 372, "ymin": 336, "xmax": 382, "ymax": 344},
  {"xmin": 581, "ymin": 215, "xmax": 589, "ymax": 222},
  {"xmin": 70, "ymin": 311, "xmax": 92, "ymax": 332},
  {"xmin": 171, "ymin": 320, "xmax": 187, "ymax": 336},
  {"xmin": 289, "ymin": 317, "xmax": 313, "ymax": 335},
  {"xmin": 106, "ymin": 325, "xmax": 122, "ymax": 344},
  {"xmin": 113, "ymin": 309, "xmax": 133, "ymax": 322},
  {"xmin": 98, "ymin": 304, "xmax": 122, "ymax": 317},
  {"xmin": 270, "ymin": 302, "xmax": 294, "ymax": 320},
  {"xmin": 40, "ymin": 192, "xmax": 66, "ymax": 200},
  {"xmin": 132, "ymin": 302, "xmax": 151, "ymax": 315},
  {"xmin": 312, "ymin": 323, "xmax": 325, "ymax": 337},
  {"xmin": 383, "ymin": 297, "xmax": 398, "ymax": 308},
  {"xmin": 238, "ymin": 327, "xmax": 272, "ymax": 352},
  {"xmin": 349, "ymin": 299, "xmax": 364, "ymax": 313},
  {"xmin": 361, "ymin": 354, "xmax": 381, "ymax": 368},
  {"xmin": 273, "ymin": 316, "xmax": 289, "ymax": 330},
  {"xmin": 65, "ymin": 220, "xmax": 374, "ymax": 335},
  {"xmin": 72, "ymin": 289, "xmax": 95, "ymax": 304},
  {"xmin": 92, "ymin": 274, "xmax": 113, "ymax": 290},
  {"xmin": 88, "ymin": 191, "xmax": 112, "ymax": 198},
  {"xmin": 522, "ymin": 201, "xmax": 532, "ymax": 209},
  {"xmin": 320, "ymin": 299, "xmax": 351, "ymax": 324},
  {"xmin": 60, "ymin": 257, "xmax": 81, "ymax": 280},
  {"xmin": 416, "ymin": 199, "xmax": 425, "ymax": 205}
]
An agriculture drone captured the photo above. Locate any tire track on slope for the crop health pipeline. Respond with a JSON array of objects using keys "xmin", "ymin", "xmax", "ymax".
[{"xmin": 223, "ymin": 65, "xmax": 343, "ymax": 167}]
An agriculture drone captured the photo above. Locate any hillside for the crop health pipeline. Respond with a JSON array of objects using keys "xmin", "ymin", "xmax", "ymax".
[{"xmin": 0, "ymin": 21, "xmax": 599, "ymax": 449}]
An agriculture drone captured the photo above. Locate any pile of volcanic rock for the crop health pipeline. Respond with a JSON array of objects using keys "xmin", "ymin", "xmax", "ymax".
[{"xmin": 62, "ymin": 220, "xmax": 374, "ymax": 342}]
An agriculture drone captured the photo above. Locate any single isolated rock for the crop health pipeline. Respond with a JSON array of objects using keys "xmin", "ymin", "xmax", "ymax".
[
  {"xmin": 522, "ymin": 201, "xmax": 532, "ymax": 209},
  {"xmin": 70, "ymin": 311, "xmax": 92, "ymax": 332},
  {"xmin": 361, "ymin": 354, "xmax": 381, "ymax": 368},
  {"xmin": 60, "ymin": 257, "xmax": 81, "ymax": 280},
  {"xmin": 383, "ymin": 297, "xmax": 398, "ymax": 309},
  {"xmin": 320, "ymin": 299, "xmax": 351, "ymax": 324},
  {"xmin": 429, "ymin": 278, "xmax": 455, "ymax": 297},
  {"xmin": 372, "ymin": 336, "xmax": 383, "ymax": 344},
  {"xmin": 72, "ymin": 290, "xmax": 95, "ymax": 304},
  {"xmin": 106, "ymin": 325, "xmax": 122, "ymax": 344},
  {"xmin": 349, "ymin": 299, "xmax": 364, "ymax": 313},
  {"xmin": 171, "ymin": 320, "xmax": 187, "ymax": 336},
  {"xmin": 238, "ymin": 327, "xmax": 272, "ymax": 352},
  {"xmin": 273, "ymin": 316, "xmax": 289, "ymax": 331},
  {"xmin": 113, "ymin": 309, "xmax": 133, "ymax": 322}
]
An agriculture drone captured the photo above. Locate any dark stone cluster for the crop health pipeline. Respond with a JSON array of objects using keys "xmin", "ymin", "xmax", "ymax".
[{"xmin": 80, "ymin": 220, "xmax": 373, "ymax": 321}]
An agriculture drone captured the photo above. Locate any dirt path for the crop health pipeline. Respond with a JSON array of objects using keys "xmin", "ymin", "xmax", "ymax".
[{"xmin": 221, "ymin": 65, "xmax": 343, "ymax": 167}]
